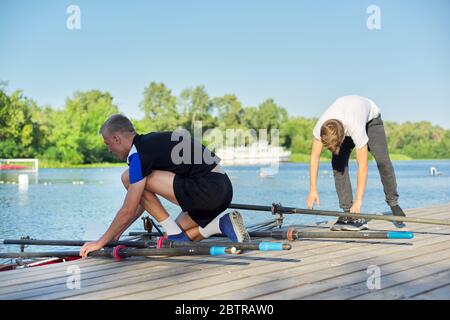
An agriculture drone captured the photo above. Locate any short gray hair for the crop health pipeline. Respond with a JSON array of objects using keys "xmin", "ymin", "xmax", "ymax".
[{"xmin": 99, "ymin": 114, "xmax": 136, "ymax": 136}]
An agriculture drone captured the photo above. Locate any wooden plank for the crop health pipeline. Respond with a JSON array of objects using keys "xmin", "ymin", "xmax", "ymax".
[
  {"xmin": 0, "ymin": 259, "xmax": 168, "ymax": 297},
  {"xmin": 60, "ymin": 240, "xmax": 369, "ymax": 300},
  {"xmin": 21, "ymin": 219, "xmax": 412, "ymax": 302},
  {"xmin": 0, "ymin": 257, "xmax": 109, "ymax": 281},
  {"xmin": 43, "ymin": 256, "xmax": 252, "ymax": 300},
  {"xmin": 23, "ymin": 250, "xmax": 268, "ymax": 300},
  {"xmin": 410, "ymin": 283, "xmax": 450, "ymax": 300},
  {"xmin": 0, "ymin": 241, "xmax": 274, "ymax": 289},
  {"xmin": 107, "ymin": 220, "xmax": 450, "ymax": 299},
  {"xmin": 1, "ymin": 204, "xmax": 448, "ymax": 300},
  {"xmin": 67, "ymin": 208, "xmax": 450, "ymax": 299},
  {"xmin": 0, "ymin": 202, "xmax": 445, "ymax": 285},
  {"xmin": 253, "ymin": 248, "xmax": 450, "ymax": 300},
  {"xmin": 132, "ymin": 206, "xmax": 450, "ymax": 300},
  {"xmin": 1, "ymin": 261, "xmax": 207, "ymax": 300},
  {"xmin": 203, "ymin": 218, "xmax": 446, "ymax": 299},
  {"xmin": 189, "ymin": 234, "xmax": 450, "ymax": 300},
  {"xmin": 352, "ymin": 267, "xmax": 450, "ymax": 300},
  {"xmin": 38, "ymin": 239, "xmax": 330, "ymax": 300},
  {"xmin": 85, "ymin": 239, "xmax": 408, "ymax": 300},
  {"xmin": 303, "ymin": 245, "xmax": 450, "ymax": 299},
  {"xmin": 0, "ymin": 259, "xmax": 144, "ymax": 289},
  {"xmin": 3, "ymin": 249, "xmax": 265, "ymax": 299}
]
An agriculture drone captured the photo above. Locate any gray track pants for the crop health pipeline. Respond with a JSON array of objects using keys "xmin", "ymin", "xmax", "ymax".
[{"xmin": 331, "ymin": 115, "xmax": 399, "ymax": 211}]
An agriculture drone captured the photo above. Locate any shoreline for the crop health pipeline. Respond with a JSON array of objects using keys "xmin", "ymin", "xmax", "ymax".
[{"xmin": 35, "ymin": 157, "xmax": 450, "ymax": 169}]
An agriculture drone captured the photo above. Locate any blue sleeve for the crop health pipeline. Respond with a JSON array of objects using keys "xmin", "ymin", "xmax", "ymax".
[{"xmin": 128, "ymin": 153, "xmax": 144, "ymax": 184}]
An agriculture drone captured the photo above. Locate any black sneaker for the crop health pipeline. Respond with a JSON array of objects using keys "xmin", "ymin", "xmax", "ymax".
[
  {"xmin": 330, "ymin": 217, "xmax": 349, "ymax": 231},
  {"xmin": 390, "ymin": 205, "xmax": 406, "ymax": 228},
  {"xmin": 341, "ymin": 218, "xmax": 369, "ymax": 231}
]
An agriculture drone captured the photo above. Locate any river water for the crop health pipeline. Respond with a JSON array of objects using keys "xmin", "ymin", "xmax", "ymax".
[{"xmin": 1, "ymin": 160, "xmax": 449, "ymax": 253}]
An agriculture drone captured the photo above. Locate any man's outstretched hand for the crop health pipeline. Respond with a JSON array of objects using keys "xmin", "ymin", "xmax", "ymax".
[
  {"xmin": 306, "ymin": 190, "xmax": 321, "ymax": 209},
  {"xmin": 79, "ymin": 240, "xmax": 105, "ymax": 259},
  {"xmin": 350, "ymin": 199, "xmax": 363, "ymax": 213}
]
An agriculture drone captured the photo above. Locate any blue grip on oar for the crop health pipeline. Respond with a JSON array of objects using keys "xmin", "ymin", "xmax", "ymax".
[
  {"xmin": 387, "ymin": 231, "xmax": 414, "ymax": 239},
  {"xmin": 258, "ymin": 242, "xmax": 284, "ymax": 251},
  {"xmin": 210, "ymin": 246, "xmax": 227, "ymax": 256}
]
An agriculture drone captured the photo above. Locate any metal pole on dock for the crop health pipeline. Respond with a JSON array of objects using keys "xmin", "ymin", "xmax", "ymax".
[
  {"xmin": 0, "ymin": 238, "xmax": 292, "ymax": 252},
  {"xmin": 249, "ymin": 229, "xmax": 413, "ymax": 240},
  {"xmin": 129, "ymin": 229, "xmax": 413, "ymax": 241},
  {"xmin": 0, "ymin": 246, "xmax": 238, "ymax": 260},
  {"xmin": 229, "ymin": 203, "xmax": 450, "ymax": 226}
]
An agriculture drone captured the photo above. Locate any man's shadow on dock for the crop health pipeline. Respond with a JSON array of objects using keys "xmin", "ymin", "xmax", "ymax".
[
  {"xmin": 299, "ymin": 238, "xmax": 414, "ymax": 246},
  {"xmin": 138, "ymin": 255, "xmax": 301, "ymax": 265},
  {"xmin": 295, "ymin": 213, "xmax": 450, "ymax": 236}
]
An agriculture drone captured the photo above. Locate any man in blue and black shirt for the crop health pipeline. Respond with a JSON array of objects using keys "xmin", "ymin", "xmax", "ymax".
[{"xmin": 80, "ymin": 114, "xmax": 249, "ymax": 258}]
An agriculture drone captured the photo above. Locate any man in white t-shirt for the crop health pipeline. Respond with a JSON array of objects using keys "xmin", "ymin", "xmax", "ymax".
[{"xmin": 306, "ymin": 95, "xmax": 405, "ymax": 231}]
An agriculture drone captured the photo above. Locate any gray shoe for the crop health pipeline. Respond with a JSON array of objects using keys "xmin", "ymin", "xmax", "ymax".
[
  {"xmin": 330, "ymin": 217, "xmax": 349, "ymax": 231},
  {"xmin": 341, "ymin": 218, "xmax": 369, "ymax": 231},
  {"xmin": 390, "ymin": 205, "xmax": 406, "ymax": 228}
]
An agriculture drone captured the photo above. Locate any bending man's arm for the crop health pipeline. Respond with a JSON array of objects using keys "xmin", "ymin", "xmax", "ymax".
[
  {"xmin": 351, "ymin": 145, "xmax": 369, "ymax": 213},
  {"xmin": 79, "ymin": 178, "xmax": 146, "ymax": 258},
  {"xmin": 306, "ymin": 138, "xmax": 323, "ymax": 209},
  {"xmin": 112, "ymin": 204, "xmax": 146, "ymax": 241}
]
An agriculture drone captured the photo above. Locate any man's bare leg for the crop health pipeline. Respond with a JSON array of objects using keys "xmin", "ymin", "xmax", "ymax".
[
  {"xmin": 121, "ymin": 169, "xmax": 198, "ymax": 238},
  {"xmin": 176, "ymin": 212, "xmax": 204, "ymax": 241}
]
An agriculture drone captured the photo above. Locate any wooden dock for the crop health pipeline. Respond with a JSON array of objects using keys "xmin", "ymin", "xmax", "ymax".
[{"xmin": 1, "ymin": 203, "xmax": 450, "ymax": 300}]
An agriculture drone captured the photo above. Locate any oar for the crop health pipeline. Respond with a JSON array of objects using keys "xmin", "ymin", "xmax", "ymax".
[
  {"xmin": 129, "ymin": 230, "xmax": 413, "ymax": 241},
  {"xmin": 0, "ymin": 239, "xmax": 148, "ymax": 248},
  {"xmin": 0, "ymin": 238, "xmax": 291, "ymax": 251},
  {"xmin": 0, "ymin": 246, "xmax": 237, "ymax": 260},
  {"xmin": 229, "ymin": 203, "xmax": 450, "ymax": 226},
  {"xmin": 154, "ymin": 238, "xmax": 291, "ymax": 251},
  {"xmin": 249, "ymin": 229, "xmax": 414, "ymax": 241}
]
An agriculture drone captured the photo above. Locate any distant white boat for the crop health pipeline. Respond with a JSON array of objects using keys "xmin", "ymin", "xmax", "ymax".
[
  {"xmin": 430, "ymin": 167, "xmax": 443, "ymax": 177},
  {"xmin": 259, "ymin": 167, "xmax": 277, "ymax": 178},
  {"xmin": 215, "ymin": 141, "xmax": 291, "ymax": 166}
]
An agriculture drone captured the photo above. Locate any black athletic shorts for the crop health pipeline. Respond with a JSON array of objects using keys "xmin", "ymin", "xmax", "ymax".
[{"xmin": 173, "ymin": 172, "xmax": 233, "ymax": 228}]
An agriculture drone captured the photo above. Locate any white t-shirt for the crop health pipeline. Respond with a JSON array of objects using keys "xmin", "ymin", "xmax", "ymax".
[{"xmin": 313, "ymin": 95, "xmax": 381, "ymax": 149}]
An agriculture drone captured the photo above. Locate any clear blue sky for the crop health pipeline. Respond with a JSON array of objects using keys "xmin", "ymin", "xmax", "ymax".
[{"xmin": 1, "ymin": 0, "xmax": 449, "ymax": 127}]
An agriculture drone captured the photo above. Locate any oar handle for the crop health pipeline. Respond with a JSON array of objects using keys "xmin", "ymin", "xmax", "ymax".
[
  {"xmin": 0, "ymin": 246, "xmax": 237, "ymax": 260},
  {"xmin": 96, "ymin": 246, "xmax": 238, "ymax": 258},
  {"xmin": 156, "ymin": 238, "xmax": 291, "ymax": 251}
]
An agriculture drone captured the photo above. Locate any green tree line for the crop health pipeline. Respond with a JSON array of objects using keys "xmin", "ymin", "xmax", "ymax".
[{"xmin": 1, "ymin": 81, "xmax": 449, "ymax": 165}]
